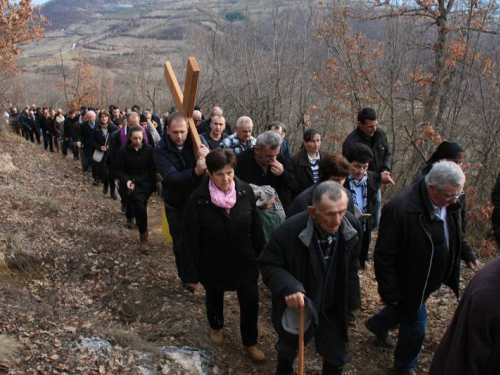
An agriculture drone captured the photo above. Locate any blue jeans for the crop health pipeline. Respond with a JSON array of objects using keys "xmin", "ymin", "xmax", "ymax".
[
  {"xmin": 373, "ymin": 188, "xmax": 382, "ymax": 228},
  {"xmin": 164, "ymin": 204, "xmax": 185, "ymax": 279},
  {"xmin": 368, "ymin": 304, "xmax": 427, "ymax": 372}
]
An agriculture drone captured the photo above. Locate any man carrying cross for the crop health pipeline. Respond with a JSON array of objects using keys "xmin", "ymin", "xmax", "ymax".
[{"xmin": 154, "ymin": 112, "xmax": 209, "ymax": 278}]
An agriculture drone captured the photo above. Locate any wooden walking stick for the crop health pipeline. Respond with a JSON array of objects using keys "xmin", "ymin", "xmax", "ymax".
[{"xmin": 298, "ymin": 304, "xmax": 305, "ymax": 375}]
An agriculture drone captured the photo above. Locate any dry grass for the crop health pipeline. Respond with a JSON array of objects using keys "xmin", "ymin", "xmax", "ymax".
[
  {"xmin": 0, "ymin": 335, "xmax": 21, "ymax": 363},
  {"xmin": 0, "ymin": 233, "xmax": 39, "ymax": 280}
]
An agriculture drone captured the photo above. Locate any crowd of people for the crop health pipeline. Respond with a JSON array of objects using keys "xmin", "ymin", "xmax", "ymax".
[{"xmin": 5, "ymin": 103, "xmax": 500, "ymax": 375}]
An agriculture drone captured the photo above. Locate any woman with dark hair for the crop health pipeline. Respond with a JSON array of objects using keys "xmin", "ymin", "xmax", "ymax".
[
  {"xmin": 114, "ymin": 125, "xmax": 156, "ymax": 251},
  {"xmin": 420, "ymin": 141, "xmax": 464, "ymax": 177},
  {"xmin": 289, "ymin": 128, "xmax": 328, "ymax": 197},
  {"xmin": 92, "ymin": 110, "xmax": 118, "ymax": 198},
  {"xmin": 181, "ymin": 149, "xmax": 266, "ymax": 362}
]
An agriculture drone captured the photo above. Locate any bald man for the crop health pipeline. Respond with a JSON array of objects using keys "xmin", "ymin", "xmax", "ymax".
[
  {"xmin": 193, "ymin": 110, "xmax": 203, "ymax": 129},
  {"xmin": 197, "ymin": 106, "xmax": 233, "ymax": 135}
]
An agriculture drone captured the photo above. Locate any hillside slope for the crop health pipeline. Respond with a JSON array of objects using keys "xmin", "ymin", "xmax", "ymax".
[{"xmin": 0, "ymin": 127, "xmax": 475, "ymax": 374}]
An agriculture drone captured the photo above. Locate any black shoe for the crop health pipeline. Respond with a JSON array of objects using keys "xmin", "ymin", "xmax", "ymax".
[
  {"xmin": 111, "ymin": 192, "xmax": 117, "ymax": 200},
  {"xmin": 323, "ymin": 360, "xmax": 343, "ymax": 375},
  {"xmin": 103, "ymin": 185, "xmax": 108, "ymax": 195},
  {"xmin": 121, "ymin": 204, "xmax": 126, "ymax": 213},
  {"xmin": 92, "ymin": 179, "xmax": 99, "ymax": 186},
  {"xmin": 276, "ymin": 357, "xmax": 293, "ymax": 375},
  {"xmin": 365, "ymin": 318, "xmax": 396, "ymax": 349}
]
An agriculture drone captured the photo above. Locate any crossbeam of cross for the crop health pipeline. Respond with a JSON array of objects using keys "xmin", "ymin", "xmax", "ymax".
[{"xmin": 164, "ymin": 57, "xmax": 202, "ymax": 150}]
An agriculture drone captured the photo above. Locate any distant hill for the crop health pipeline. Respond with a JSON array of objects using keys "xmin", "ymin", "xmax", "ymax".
[{"xmin": 22, "ymin": 0, "xmax": 304, "ymax": 73}]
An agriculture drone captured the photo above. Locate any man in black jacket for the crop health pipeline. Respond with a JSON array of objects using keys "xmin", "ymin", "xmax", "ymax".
[
  {"xmin": 366, "ymin": 161, "xmax": 479, "ymax": 375},
  {"xmin": 78, "ymin": 110, "xmax": 99, "ymax": 183},
  {"xmin": 235, "ymin": 131, "xmax": 297, "ymax": 213},
  {"xmin": 197, "ymin": 106, "xmax": 233, "ymax": 135},
  {"xmin": 491, "ymin": 171, "xmax": 500, "ymax": 247},
  {"xmin": 62, "ymin": 111, "xmax": 79, "ymax": 160},
  {"xmin": 259, "ymin": 181, "xmax": 361, "ymax": 375},
  {"xmin": 153, "ymin": 112, "xmax": 209, "ymax": 278},
  {"xmin": 342, "ymin": 108, "xmax": 394, "ymax": 226}
]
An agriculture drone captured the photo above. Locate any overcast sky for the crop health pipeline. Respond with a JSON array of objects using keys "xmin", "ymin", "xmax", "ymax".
[{"xmin": 31, "ymin": 0, "xmax": 50, "ymax": 5}]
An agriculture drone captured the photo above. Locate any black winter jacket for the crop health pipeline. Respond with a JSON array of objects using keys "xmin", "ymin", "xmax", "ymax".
[
  {"xmin": 113, "ymin": 143, "xmax": 156, "ymax": 197},
  {"xmin": 429, "ymin": 256, "xmax": 500, "ymax": 375},
  {"xmin": 91, "ymin": 124, "xmax": 118, "ymax": 165},
  {"xmin": 181, "ymin": 177, "xmax": 265, "ymax": 290},
  {"xmin": 235, "ymin": 148, "xmax": 297, "ymax": 213},
  {"xmin": 289, "ymin": 149, "xmax": 328, "ymax": 198},
  {"xmin": 153, "ymin": 134, "xmax": 202, "ymax": 208},
  {"xmin": 491, "ymin": 171, "xmax": 500, "ymax": 246},
  {"xmin": 63, "ymin": 116, "xmax": 79, "ymax": 139},
  {"xmin": 79, "ymin": 121, "xmax": 97, "ymax": 155},
  {"xmin": 374, "ymin": 179, "xmax": 476, "ymax": 315},
  {"xmin": 342, "ymin": 127, "xmax": 392, "ymax": 173},
  {"xmin": 258, "ymin": 210, "xmax": 361, "ymax": 341}
]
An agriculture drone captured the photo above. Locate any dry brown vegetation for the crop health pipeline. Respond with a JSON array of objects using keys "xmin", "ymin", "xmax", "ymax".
[{"xmin": 0, "ymin": 122, "xmax": 494, "ymax": 374}]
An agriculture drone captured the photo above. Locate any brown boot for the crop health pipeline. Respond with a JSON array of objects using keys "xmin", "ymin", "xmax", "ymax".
[
  {"xmin": 140, "ymin": 233, "xmax": 149, "ymax": 251},
  {"xmin": 244, "ymin": 345, "xmax": 266, "ymax": 362},
  {"xmin": 208, "ymin": 328, "xmax": 223, "ymax": 345}
]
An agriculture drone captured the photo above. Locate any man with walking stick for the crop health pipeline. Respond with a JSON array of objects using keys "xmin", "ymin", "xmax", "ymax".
[{"xmin": 259, "ymin": 181, "xmax": 362, "ymax": 375}]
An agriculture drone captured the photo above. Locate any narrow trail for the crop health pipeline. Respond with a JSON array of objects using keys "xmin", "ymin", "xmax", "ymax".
[{"xmin": 0, "ymin": 129, "xmax": 472, "ymax": 374}]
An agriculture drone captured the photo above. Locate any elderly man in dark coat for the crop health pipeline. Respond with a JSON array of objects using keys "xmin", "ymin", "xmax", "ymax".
[
  {"xmin": 366, "ymin": 161, "xmax": 479, "ymax": 375},
  {"xmin": 235, "ymin": 131, "xmax": 297, "ymax": 213},
  {"xmin": 258, "ymin": 181, "xmax": 361, "ymax": 375}
]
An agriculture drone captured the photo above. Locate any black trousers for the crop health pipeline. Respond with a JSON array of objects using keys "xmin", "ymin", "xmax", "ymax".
[
  {"xmin": 205, "ymin": 280, "xmax": 259, "ymax": 347},
  {"xmin": 24, "ymin": 127, "xmax": 34, "ymax": 142},
  {"xmin": 126, "ymin": 193, "xmax": 149, "ymax": 234},
  {"xmin": 275, "ymin": 313, "xmax": 349, "ymax": 368},
  {"xmin": 43, "ymin": 132, "xmax": 53, "ymax": 151}
]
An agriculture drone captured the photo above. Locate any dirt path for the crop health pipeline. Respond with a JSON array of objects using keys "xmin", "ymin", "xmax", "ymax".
[{"xmin": 0, "ymin": 129, "xmax": 477, "ymax": 374}]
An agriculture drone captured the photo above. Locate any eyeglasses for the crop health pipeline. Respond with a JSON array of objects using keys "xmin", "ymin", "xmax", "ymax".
[{"xmin": 442, "ymin": 191, "xmax": 465, "ymax": 202}]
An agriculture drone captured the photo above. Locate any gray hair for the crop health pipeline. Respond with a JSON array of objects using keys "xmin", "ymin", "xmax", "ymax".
[
  {"xmin": 256, "ymin": 131, "xmax": 283, "ymax": 149},
  {"xmin": 236, "ymin": 116, "xmax": 253, "ymax": 128},
  {"xmin": 312, "ymin": 181, "xmax": 347, "ymax": 206},
  {"xmin": 425, "ymin": 160, "xmax": 465, "ymax": 190}
]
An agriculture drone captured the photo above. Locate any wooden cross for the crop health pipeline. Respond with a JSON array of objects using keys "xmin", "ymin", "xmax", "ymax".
[{"xmin": 164, "ymin": 57, "xmax": 202, "ymax": 150}]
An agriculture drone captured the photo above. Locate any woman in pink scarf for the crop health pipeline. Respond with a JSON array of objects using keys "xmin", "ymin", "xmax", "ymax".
[{"xmin": 181, "ymin": 149, "xmax": 266, "ymax": 362}]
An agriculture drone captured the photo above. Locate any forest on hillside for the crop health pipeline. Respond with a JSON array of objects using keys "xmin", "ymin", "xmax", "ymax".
[{"xmin": 3, "ymin": 1, "xmax": 500, "ymax": 244}]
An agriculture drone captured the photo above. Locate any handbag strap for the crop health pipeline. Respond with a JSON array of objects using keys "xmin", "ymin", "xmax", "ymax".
[{"xmin": 104, "ymin": 132, "xmax": 110, "ymax": 148}]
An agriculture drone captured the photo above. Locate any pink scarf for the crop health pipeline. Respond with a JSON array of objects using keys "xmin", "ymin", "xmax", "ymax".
[{"xmin": 209, "ymin": 179, "xmax": 236, "ymax": 214}]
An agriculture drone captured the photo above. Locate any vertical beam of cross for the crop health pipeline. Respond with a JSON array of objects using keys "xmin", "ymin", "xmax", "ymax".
[{"xmin": 164, "ymin": 57, "xmax": 202, "ymax": 150}]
